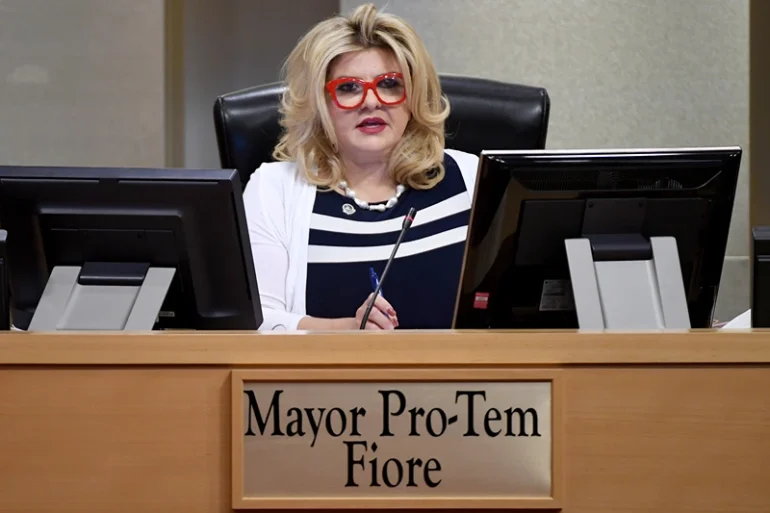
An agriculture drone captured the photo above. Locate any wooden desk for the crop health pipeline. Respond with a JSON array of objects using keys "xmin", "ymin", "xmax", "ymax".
[{"xmin": 1, "ymin": 330, "xmax": 769, "ymax": 512}]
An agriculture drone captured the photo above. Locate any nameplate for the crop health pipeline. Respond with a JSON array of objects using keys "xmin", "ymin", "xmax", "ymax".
[{"xmin": 231, "ymin": 370, "xmax": 562, "ymax": 509}]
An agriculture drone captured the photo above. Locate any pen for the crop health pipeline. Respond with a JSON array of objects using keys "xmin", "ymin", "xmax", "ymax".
[
  {"xmin": 369, "ymin": 267, "xmax": 384, "ymax": 298},
  {"xmin": 369, "ymin": 267, "xmax": 396, "ymax": 326}
]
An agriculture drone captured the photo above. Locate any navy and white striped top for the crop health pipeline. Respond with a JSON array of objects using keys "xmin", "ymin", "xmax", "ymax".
[{"xmin": 305, "ymin": 154, "xmax": 471, "ymax": 329}]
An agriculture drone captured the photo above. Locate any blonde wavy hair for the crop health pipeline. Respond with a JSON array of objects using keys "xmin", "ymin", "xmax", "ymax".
[{"xmin": 272, "ymin": 3, "xmax": 450, "ymax": 190}]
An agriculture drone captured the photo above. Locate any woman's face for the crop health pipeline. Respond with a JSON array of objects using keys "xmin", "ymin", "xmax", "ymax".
[{"xmin": 326, "ymin": 47, "xmax": 411, "ymax": 164}]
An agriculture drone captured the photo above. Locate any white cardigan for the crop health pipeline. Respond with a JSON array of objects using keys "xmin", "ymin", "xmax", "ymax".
[{"xmin": 242, "ymin": 148, "xmax": 480, "ymax": 331}]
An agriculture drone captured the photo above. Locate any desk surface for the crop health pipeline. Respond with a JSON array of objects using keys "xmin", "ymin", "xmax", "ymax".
[
  {"xmin": 1, "ymin": 329, "xmax": 769, "ymax": 365},
  {"xmin": 1, "ymin": 329, "xmax": 770, "ymax": 513}
]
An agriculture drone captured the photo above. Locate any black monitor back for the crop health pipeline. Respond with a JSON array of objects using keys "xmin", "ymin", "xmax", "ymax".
[
  {"xmin": 0, "ymin": 166, "xmax": 262, "ymax": 331},
  {"xmin": 454, "ymin": 147, "xmax": 742, "ymax": 330},
  {"xmin": 752, "ymin": 226, "xmax": 770, "ymax": 328}
]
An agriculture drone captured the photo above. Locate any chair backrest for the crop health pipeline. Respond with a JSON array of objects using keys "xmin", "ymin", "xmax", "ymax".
[{"xmin": 213, "ymin": 75, "xmax": 551, "ymax": 189}]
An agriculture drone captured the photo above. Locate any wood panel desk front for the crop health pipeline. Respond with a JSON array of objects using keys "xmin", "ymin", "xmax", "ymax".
[{"xmin": 0, "ymin": 330, "xmax": 769, "ymax": 512}]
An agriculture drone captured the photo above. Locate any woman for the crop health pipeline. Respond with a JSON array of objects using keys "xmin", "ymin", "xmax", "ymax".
[{"xmin": 244, "ymin": 3, "xmax": 479, "ymax": 331}]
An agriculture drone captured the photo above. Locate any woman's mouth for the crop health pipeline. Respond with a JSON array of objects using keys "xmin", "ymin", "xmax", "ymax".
[{"xmin": 357, "ymin": 117, "xmax": 387, "ymax": 134}]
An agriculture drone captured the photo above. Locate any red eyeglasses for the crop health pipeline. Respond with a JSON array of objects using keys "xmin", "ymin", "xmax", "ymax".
[{"xmin": 325, "ymin": 72, "xmax": 407, "ymax": 110}]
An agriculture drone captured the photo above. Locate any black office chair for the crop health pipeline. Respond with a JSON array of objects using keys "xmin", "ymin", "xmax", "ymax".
[{"xmin": 213, "ymin": 75, "xmax": 551, "ymax": 190}]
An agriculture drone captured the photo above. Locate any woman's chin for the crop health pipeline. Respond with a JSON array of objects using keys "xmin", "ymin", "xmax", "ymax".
[{"xmin": 346, "ymin": 135, "xmax": 396, "ymax": 155}]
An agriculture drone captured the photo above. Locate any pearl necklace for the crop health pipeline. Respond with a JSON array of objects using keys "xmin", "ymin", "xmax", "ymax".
[{"xmin": 338, "ymin": 181, "xmax": 406, "ymax": 212}]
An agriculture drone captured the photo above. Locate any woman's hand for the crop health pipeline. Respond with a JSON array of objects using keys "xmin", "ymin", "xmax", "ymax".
[
  {"xmin": 298, "ymin": 294, "xmax": 399, "ymax": 331},
  {"xmin": 355, "ymin": 293, "xmax": 399, "ymax": 330}
]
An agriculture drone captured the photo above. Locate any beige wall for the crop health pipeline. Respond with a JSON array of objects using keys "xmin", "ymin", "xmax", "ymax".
[
  {"xmin": 0, "ymin": 0, "xmax": 166, "ymax": 168},
  {"xmin": 750, "ymin": 0, "xmax": 770, "ymax": 233},
  {"xmin": 0, "ymin": 0, "xmax": 758, "ymax": 322},
  {"xmin": 0, "ymin": 0, "xmax": 338, "ymax": 170},
  {"xmin": 182, "ymin": 0, "xmax": 338, "ymax": 170},
  {"xmin": 342, "ymin": 0, "xmax": 751, "ymax": 321}
]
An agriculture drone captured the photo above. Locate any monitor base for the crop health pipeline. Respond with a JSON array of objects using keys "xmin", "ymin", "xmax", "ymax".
[
  {"xmin": 28, "ymin": 265, "xmax": 175, "ymax": 331},
  {"xmin": 566, "ymin": 236, "xmax": 690, "ymax": 330}
]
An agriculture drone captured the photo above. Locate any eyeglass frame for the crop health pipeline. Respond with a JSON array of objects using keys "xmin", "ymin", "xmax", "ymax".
[{"xmin": 325, "ymin": 72, "xmax": 407, "ymax": 110}]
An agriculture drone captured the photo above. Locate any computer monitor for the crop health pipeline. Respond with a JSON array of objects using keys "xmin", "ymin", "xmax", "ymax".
[
  {"xmin": 0, "ymin": 229, "xmax": 8, "ymax": 331},
  {"xmin": 0, "ymin": 166, "xmax": 262, "ymax": 331},
  {"xmin": 453, "ymin": 147, "xmax": 741, "ymax": 330},
  {"xmin": 751, "ymin": 226, "xmax": 770, "ymax": 328}
]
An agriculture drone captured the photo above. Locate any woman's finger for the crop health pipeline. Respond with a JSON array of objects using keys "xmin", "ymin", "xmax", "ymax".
[{"xmin": 366, "ymin": 305, "xmax": 396, "ymax": 330}]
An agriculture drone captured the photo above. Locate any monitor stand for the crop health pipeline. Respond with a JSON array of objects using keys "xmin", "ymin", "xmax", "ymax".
[
  {"xmin": 28, "ymin": 262, "xmax": 175, "ymax": 331},
  {"xmin": 565, "ymin": 235, "xmax": 691, "ymax": 330}
]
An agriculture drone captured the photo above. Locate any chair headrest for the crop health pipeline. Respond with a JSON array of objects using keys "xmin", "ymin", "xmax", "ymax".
[{"xmin": 214, "ymin": 75, "xmax": 550, "ymax": 189}]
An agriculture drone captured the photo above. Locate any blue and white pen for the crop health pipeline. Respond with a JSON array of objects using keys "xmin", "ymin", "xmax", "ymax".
[
  {"xmin": 369, "ymin": 267, "xmax": 396, "ymax": 323},
  {"xmin": 369, "ymin": 267, "xmax": 384, "ymax": 298}
]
